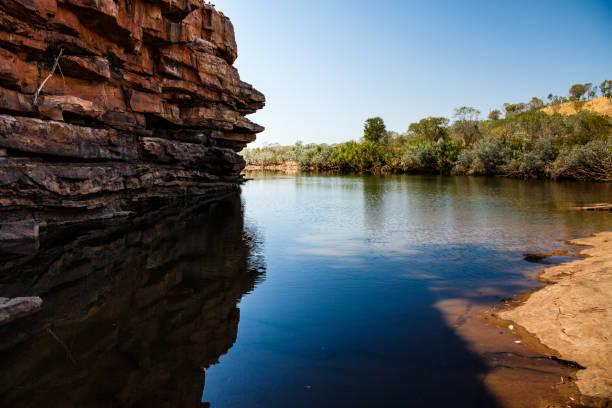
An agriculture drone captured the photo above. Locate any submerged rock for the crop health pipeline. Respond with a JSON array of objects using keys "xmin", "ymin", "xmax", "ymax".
[{"xmin": 0, "ymin": 0, "xmax": 264, "ymax": 234}]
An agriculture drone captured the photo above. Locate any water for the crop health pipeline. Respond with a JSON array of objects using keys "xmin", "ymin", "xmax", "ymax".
[{"xmin": 0, "ymin": 175, "xmax": 610, "ymax": 407}]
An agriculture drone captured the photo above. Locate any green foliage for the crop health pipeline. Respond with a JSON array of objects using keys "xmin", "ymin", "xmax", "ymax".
[
  {"xmin": 401, "ymin": 145, "xmax": 437, "ymax": 171},
  {"xmin": 527, "ymin": 97, "xmax": 544, "ymax": 111},
  {"xmin": 452, "ymin": 106, "xmax": 482, "ymax": 145},
  {"xmin": 548, "ymin": 95, "xmax": 569, "ymax": 108},
  {"xmin": 363, "ymin": 117, "xmax": 387, "ymax": 144},
  {"xmin": 294, "ymin": 142, "xmax": 334, "ymax": 168},
  {"xmin": 453, "ymin": 138, "xmax": 510, "ymax": 175},
  {"xmin": 504, "ymin": 103, "xmax": 526, "ymax": 118},
  {"xmin": 329, "ymin": 141, "xmax": 386, "ymax": 171},
  {"xmin": 534, "ymin": 137, "xmax": 558, "ymax": 162},
  {"xmin": 454, "ymin": 106, "xmax": 481, "ymax": 121},
  {"xmin": 407, "ymin": 117, "xmax": 449, "ymax": 143},
  {"xmin": 564, "ymin": 111, "xmax": 612, "ymax": 146},
  {"xmin": 551, "ymin": 139, "xmax": 611, "ymax": 182},
  {"xmin": 488, "ymin": 109, "xmax": 502, "ymax": 121},
  {"xmin": 569, "ymin": 83, "xmax": 592, "ymax": 100},
  {"xmin": 505, "ymin": 152, "xmax": 546, "ymax": 178},
  {"xmin": 601, "ymin": 80, "xmax": 612, "ymax": 99},
  {"xmin": 243, "ymin": 89, "xmax": 611, "ymax": 182},
  {"xmin": 241, "ymin": 143, "xmax": 295, "ymax": 166}
]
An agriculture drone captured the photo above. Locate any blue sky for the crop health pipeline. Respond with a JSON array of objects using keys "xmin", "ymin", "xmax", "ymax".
[{"xmin": 218, "ymin": 0, "xmax": 612, "ymax": 147}]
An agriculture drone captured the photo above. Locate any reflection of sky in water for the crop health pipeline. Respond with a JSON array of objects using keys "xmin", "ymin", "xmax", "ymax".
[{"xmin": 205, "ymin": 174, "xmax": 611, "ymax": 408}]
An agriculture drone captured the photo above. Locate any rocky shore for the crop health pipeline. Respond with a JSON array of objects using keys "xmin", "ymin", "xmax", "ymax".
[
  {"xmin": 0, "ymin": 0, "xmax": 264, "ymax": 236},
  {"xmin": 500, "ymin": 232, "xmax": 612, "ymax": 401}
]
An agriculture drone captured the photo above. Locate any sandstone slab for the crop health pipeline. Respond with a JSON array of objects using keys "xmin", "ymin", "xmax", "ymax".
[{"xmin": 500, "ymin": 232, "xmax": 612, "ymax": 399}]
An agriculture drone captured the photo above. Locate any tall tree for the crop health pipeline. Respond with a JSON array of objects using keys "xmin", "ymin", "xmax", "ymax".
[
  {"xmin": 454, "ymin": 106, "xmax": 481, "ymax": 121},
  {"xmin": 407, "ymin": 117, "xmax": 449, "ymax": 143},
  {"xmin": 363, "ymin": 117, "xmax": 387, "ymax": 144},
  {"xmin": 569, "ymin": 83, "xmax": 591, "ymax": 100},
  {"xmin": 504, "ymin": 103, "xmax": 526, "ymax": 117},
  {"xmin": 600, "ymin": 80, "xmax": 612, "ymax": 98},
  {"xmin": 453, "ymin": 107, "xmax": 481, "ymax": 145},
  {"xmin": 527, "ymin": 97, "xmax": 544, "ymax": 111},
  {"xmin": 488, "ymin": 109, "xmax": 502, "ymax": 121}
]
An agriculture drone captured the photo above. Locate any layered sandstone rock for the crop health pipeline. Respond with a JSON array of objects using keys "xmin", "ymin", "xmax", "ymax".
[{"xmin": 0, "ymin": 0, "xmax": 264, "ymax": 233}]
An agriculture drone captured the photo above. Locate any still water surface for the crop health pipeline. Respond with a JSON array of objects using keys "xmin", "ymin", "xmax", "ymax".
[
  {"xmin": 204, "ymin": 174, "xmax": 611, "ymax": 407},
  {"xmin": 1, "ymin": 174, "xmax": 610, "ymax": 408}
]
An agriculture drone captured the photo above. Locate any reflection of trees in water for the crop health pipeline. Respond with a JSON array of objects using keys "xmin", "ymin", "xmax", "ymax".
[
  {"xmin": 362, "ymin": 175, "xmax": 386, "ymax": 241},
  {"xmin": 0, "ymin": 193, "xmax": 265, "ymax": 408}
]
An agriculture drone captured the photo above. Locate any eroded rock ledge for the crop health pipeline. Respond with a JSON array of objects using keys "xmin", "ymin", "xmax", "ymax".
[{"xmin": 0, "ymin": 0, "xmax": 264, "ymax": 233}]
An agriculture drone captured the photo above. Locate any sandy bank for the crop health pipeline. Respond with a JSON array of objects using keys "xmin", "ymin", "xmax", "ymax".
[
  {"xmin": 500, "ymin": 232, "xmax": 612, "ymax": 400},
  {"xmin": 245, "ymin": 161, "xmax": 300, "ymax": 173},
  {"xmin": 541, "ymin": 96, "xmax": 612, "ymax": 116}
]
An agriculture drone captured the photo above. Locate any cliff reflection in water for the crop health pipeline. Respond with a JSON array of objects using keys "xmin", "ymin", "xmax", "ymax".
[{"xmin": 0, "ymin": 193, "xmax": 264, "ymax": 408}]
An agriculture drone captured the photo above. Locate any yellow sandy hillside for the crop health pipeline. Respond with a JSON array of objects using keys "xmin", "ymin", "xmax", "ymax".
[{"xmin": 541, "ymin": 96, "xmax": 612, "ymax": 116}]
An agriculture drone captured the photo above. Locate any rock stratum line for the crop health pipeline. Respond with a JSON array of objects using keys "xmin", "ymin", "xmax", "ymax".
[
  {"xmin": 500, "ymin": 232, "xmax": 612, "ymax": 400},
  {"xmin": 0, "ymin": 0, "xmax": 264, "ymax": 238}
]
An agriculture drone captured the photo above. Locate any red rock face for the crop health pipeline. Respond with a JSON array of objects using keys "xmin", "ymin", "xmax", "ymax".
[{"xmin": 0, "ymin": 0, "xmax": 264, "ymax": 235}]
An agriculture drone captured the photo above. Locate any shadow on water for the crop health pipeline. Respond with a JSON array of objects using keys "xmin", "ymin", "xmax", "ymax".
[
  {"xmin": 0, "ymin": 193, "xmax": 265, "ymax": 408},
  {"xmin": 202, "ymin": 287, "xmax": 504, "ymax": 407}
]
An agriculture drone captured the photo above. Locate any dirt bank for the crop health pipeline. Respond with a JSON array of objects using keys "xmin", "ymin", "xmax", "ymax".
[
  {"xmin": 500, "ymin": 232, "xmax": 612, "ymax": 401},
  {"xmin": 541, "ymin": 97, "xmax": 612, "ymax": 116},
  {"xmin": 245, "ymin": 161, "xmax": 300, "ymax": 173}
]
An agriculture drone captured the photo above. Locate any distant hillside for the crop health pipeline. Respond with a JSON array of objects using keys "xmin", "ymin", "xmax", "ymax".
[{"xmin": 541, "ymin": 97, "xmax": 612, "ymax": 116}]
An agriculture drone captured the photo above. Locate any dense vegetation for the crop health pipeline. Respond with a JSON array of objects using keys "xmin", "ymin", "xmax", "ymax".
[{"xmin": 243, "ymin": 81, "xmax": 612, "ymax": 182}]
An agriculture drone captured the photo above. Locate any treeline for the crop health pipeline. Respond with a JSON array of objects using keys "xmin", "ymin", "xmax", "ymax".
[
  {"xmin": 243, "ymin": 81, "xmax": 612, "ymax": 182},
  {"xmin": 496, "ymin": 79, "xmax": 611, "ymax": 118}
]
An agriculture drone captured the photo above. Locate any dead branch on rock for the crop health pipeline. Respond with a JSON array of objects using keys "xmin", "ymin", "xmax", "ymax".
[{"xmin": 33, "ymin": 48, "xmax": 64, "ymax": 107}]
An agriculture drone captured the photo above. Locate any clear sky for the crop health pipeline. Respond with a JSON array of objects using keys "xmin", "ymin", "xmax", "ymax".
[{"xmin": 217, "ymin": 0, "xmax": 612, "ymax": 147}]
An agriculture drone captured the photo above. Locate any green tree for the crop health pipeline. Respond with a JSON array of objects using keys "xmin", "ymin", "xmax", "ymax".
[
  {"xmin": 453, "ymin": 107, "xmax": 481, "ymax": 145},
  {"xmin": 600, "ymin": 80, "xmax": 612, "ymax": 98},
  {"xmin": 454, "ymin": 106, "xmax": 481, "ymax": 121},
  {"xmin": 488, "ymin": 109, "xmax": 502, "ymax": 121},
  {"xmin": 527, "ymin": 97, "xmax": 544, "ymax": 111},
  {"xmin": 504, "ymin": 103, "xmax": 526, "ymax": 118},
  {"xmin": 363, "ymin": 117, "xmax": 387, "ymax": 144},
  {"xmin": 407, "ymin": 117, "xmax": 450, "ymax": 143},
  {"xmin": 569, "ymin": 83, "xmax": 592, "ymax": 100},
  {"xmin": 329, "ymin": 141, "xmax": 386, "ymax": 170}
]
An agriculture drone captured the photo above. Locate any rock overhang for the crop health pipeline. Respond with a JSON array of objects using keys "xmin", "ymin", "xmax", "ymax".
[{"xmin": 0, "ymin": 0, "xmax": 265, "ymax": 234}]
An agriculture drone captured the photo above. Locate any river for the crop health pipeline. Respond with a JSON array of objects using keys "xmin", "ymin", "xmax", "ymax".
[{"xmin": 1, "ymin": 174, "xmax": 610, "ymax": 407}]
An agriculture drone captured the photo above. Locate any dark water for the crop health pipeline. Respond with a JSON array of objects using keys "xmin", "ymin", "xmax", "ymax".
[{"xmin": 1, "ymin": 175, "xmax": 610, "ymax": 407}]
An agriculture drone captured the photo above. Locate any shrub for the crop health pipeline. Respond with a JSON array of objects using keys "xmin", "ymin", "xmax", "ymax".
[
  {"xmin": 401, "ymin": 145, "xmax": 437, "ymax": 172},
  {"xmin": 504, "ymin": 152, "xmax": 545, "ymax": 178},
  {"xmin": 453, "ymin": 138, "xmax": 510, "ymax": 175},
  {"xmin": 533, "ymin": 137, "xmax": 558, "ymax": 162},
  {"xmin": 551, "ymin": 139, "xmax": 612, "ymax": 182},
  {"xmin": 329, "ymin": 141, "xmax": 386, "ymax": 171}
]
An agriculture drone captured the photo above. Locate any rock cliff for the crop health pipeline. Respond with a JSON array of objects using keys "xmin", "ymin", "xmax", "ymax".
[{"xmin": 0, "ymin": 0, "xmax": 264, "ymax": 235}]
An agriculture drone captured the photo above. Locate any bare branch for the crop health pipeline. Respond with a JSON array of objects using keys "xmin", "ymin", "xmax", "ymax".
[{"xmin": 33, "ymin": 48, "xmax": 64, "ymax": 107}]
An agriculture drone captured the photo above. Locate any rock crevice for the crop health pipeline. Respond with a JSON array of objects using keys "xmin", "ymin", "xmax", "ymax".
[{"xmin": 0, "ymin": 0, "xmax": 264, "ymax": 233}]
